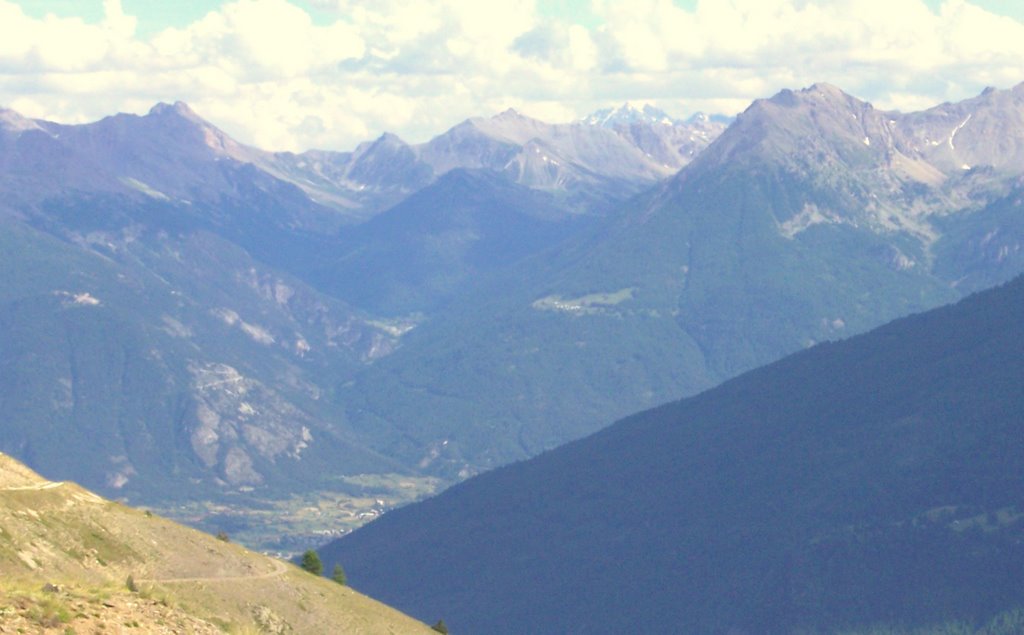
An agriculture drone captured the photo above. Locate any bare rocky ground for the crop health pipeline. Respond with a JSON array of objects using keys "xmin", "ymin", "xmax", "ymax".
[{"xmin": 0, "ymin": 585, "xmax": 223, "ymax": 634}]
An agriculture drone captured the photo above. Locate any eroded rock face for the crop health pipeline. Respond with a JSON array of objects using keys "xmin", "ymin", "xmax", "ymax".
[
  {"xmin": 187, "ymin": 362, "xmax": 314, "ymax": 486},
  {"xmin": 235, "ymin": 267, "xmax": 408, "ymax": 362}
]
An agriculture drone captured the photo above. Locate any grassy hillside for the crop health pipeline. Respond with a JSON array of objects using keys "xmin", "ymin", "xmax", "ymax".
[{"xmin": 0, "ymin": 452, "xmax": 435, "ymax": 634}]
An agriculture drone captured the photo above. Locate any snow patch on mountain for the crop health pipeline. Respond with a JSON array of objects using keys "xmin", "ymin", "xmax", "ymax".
[
  {"xmin": 54, "ymin": 291, "xmax": 101, "ymax": 307},
  {"xmin": 120, "ymin": 177, "xmax": 170, "ymax": 201},
  {"xmin": 583, "ymin": 103, "xmax": 679, "ymax": 128},
  {"xmin": 949, "ymin": 114, "xmax": 972, "ymax": 150}
]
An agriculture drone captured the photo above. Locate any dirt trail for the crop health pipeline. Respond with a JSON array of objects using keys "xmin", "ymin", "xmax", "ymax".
[
  {"xmin": 0, "ymin": 481, "xmax": 64, "ymax": 491},
  {"xmin": 139, "ymin": 557, "xmax": 289, "ymax": 584}
]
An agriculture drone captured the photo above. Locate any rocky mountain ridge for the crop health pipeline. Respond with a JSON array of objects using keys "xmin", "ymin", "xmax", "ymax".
[
  {"xmin": 687, "ymin": 82, "xmax": 1024, "ymax": 243},
  {"xmin": 0, "ymin": 99, "xmax": 729, "ymax": 224},
  {"xmin": 332, "ymin": 81, "xmax": 1024, "ymax": 479}
]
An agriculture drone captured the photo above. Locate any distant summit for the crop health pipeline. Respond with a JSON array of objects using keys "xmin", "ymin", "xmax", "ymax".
[
  {"xmin": 578, "ymin": 101, "xmax": 730, "ymax": 169},
  {"xmin": 582, "ymin": 102, "xmax": 679, "ymax": 127},
  {"xmin": 0, "ymin": 106, "xmax": 48, "ymax": 134},
  {"xmin": 582, "ymin": 103, "xmax": 732, "ymax": 129},
  {"xmin": 685, "ymin": 111, "xmax": 733, "ymax": 125},
  {"xmin": 147, "ymin": 100, "xmax": 203, "ymax": 120}
]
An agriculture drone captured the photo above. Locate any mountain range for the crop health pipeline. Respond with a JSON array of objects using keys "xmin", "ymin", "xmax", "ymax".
[
  {"xmin": 332, "ymin": 81, "xmax": 1024, "ymax": 477},
  {"xmin": 1, "ymin": 82, "xmax": 1024, "ymax": 525},
  {"xmin": 321, "ymin": 274, "xmax": 1024, "ymax": 635},
  {"xmin": 0, "ymin": 95, "xmax": 724, "ymax": 501}
]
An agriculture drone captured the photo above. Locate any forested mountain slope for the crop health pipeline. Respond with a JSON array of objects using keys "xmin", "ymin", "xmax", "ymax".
[{"xmin": 323, "ymin": 275, "xmax": 1024, "ymax": 634}]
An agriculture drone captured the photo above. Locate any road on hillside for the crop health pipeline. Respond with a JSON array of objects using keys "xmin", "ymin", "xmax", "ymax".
[
  {"xmin": 0, "ymin": 481, "xmax": 64, "ymax": 491},
  {"xmin": 138, "ymin": 557, "xmax": 289, "ymax": 584}
]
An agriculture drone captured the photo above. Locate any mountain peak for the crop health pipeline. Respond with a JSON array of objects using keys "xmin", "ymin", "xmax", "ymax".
[
  {"xmin": 583, "ymin": 102, "xmax": 678, "ymax": 127},
  {"xmin": 369, "ymin": 131, "xmax": 408, "ymax": 148},
  {"xmin": 148, "ymin": 100, "xmax": 202, "ymax": 122},
  {"xmin": 687, "ymin": 82, "xmax": 898, "ymax": 181},
  {"xmin": 462, "ymin": 107, "xmax": 545, "ymax": 134},
  {"xmin": 493, "ymin": 107, "xmax": 526, "ymax": 121},
  {"xmin": 349, "ymin": 131, "xmax": 415, "ymax": 165},
  {"xmin": 767, "ymin": 82, "xmax": 861, "ymax": 109},
  {"xmin": 806, "ymin": 81, "xmax": 846, "ymax": 97},
  {"xmin": 0, "ymin": 106, "xmax": 50, "ymax": 135},
  {"xmin": 453, "ymin": 108, "xmax": 548, "ymax": 146},
  {"xmin": 142, "ymin": 100, "xmax": 253, "ymax": 160}
]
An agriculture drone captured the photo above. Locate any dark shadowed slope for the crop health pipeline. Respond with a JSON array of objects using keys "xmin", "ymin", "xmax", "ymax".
[{"xmin": 323, "ymin": 275, "xmax": 1024, "ymax": 635}]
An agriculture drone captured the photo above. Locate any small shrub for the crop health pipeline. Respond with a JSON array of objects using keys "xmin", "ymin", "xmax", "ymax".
[
  {"xmin": 29, "ymin": 596, "xmax": 70, "ymax": 628},
  {"xmin": 125, "ymin": 575, "xmax": 137, "ymax": 593},
  {"xmin": 216, "ymin": 531, "xmax": 230, "ymax": 542},
  {"xmin": 432, "ymin": 618, "xmax": 449, "ymax": 634}
]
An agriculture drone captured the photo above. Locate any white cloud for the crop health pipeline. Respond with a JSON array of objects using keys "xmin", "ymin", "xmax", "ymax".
[
  {"xmin": 0, "ymin": 0, "xmax": 1022, "ymax": 152},
  {"xmin": 150, "ymin": 0, "xmax": 364, "ymax": 80},
  {"xmin": 103, "ymin": 0, "xmax": 137, "ymax": 39}
]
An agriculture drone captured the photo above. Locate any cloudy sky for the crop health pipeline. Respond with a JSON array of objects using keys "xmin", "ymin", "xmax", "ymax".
[{"xmin": 2, "ymin": 0, "xmax": 1023, "ymax": 152}]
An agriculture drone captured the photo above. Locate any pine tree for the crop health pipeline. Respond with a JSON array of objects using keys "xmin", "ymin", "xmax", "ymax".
[
  {"xmin": 300, "ymin": 549, "xmax": 323, "ymax": 576},
  {"xmin": 332, "ymin": 563, "xmax": 347, "ymax": 585}
]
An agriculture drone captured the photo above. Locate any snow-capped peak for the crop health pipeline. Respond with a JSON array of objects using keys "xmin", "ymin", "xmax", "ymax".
[{"xmin": 583, "ymin": 102, "xmax": 679, "ymax": 128}]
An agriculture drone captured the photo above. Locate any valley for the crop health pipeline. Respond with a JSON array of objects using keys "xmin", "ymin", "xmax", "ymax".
[
  {"xmin": 6, "ymin": 3, "xmax": 1024, "ymax": 633},
  {"xmin": 4, "ymin": 74, "xmax": 1024, "ymax": 634},
  {"xmin": 152, "ymin": 474, "xmax": 441, "ymax": 557},
  {"xmin": 0, "ymin": 96, "xmax": 736, "ymax": 503},
  {"xmin": 3, "ymin": 81, "xmax": 1024, "ymax": 522}
]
